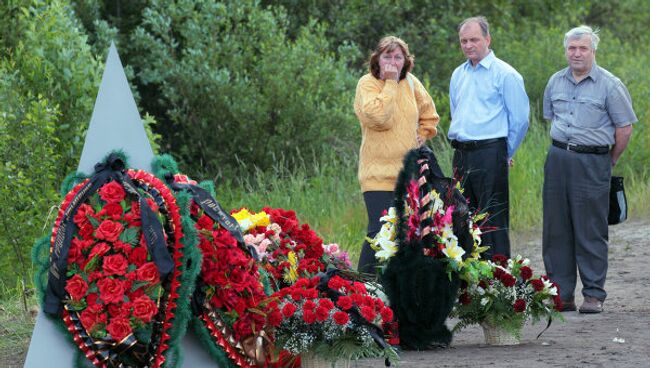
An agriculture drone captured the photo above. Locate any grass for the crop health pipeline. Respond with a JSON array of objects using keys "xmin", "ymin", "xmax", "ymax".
[{"xmin": 0, "ymin": 283, "xmax": 36, "ymax": 367}]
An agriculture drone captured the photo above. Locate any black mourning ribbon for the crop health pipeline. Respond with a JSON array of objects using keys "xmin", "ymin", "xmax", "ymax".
[
  {"xmin": 44, "ymin": 153, "xmax": 174, "ymax": 316},
  {"xmin": 316, "ymin": 269, "xmax": 392, "ymax": 367},
  {"xmin": 536, "ymin": 316, "xmax": 553, "ymax": 340},
  {"xmin": 165, "ymin": 174, "xmax": 258, "ymax": 260}
]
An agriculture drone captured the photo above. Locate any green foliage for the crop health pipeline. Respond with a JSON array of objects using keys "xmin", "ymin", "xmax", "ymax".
[
  {"xmin": 0, "ymin": 63, "xmax": 61, "ymax": 289},
  {"xmin": 107, "ymin": 0, "xmax": 357, "ymax": 178}
]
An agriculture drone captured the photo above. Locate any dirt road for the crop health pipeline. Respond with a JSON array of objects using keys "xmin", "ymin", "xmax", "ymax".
[{"xmin": 358, "ymin": 216, "xmax": 650, "ymax": 368}]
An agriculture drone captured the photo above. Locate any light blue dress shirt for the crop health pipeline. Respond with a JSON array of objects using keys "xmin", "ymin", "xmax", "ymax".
[{"xmin": 449, "ymin": 51, "xmax": 530, "ymax": 158}]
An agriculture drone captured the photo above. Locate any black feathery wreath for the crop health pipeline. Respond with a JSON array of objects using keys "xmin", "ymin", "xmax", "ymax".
[{"xmin": 381, "ymin": 146, "xmax": 474, "ymax": 350}]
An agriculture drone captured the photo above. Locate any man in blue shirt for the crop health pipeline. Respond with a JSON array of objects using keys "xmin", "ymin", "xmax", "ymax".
[{"xmin": 449, "ymin": 16, "xmax": 530, "ymax": 259}]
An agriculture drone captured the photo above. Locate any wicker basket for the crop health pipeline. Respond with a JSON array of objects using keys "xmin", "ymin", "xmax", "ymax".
[
  {"xmin": 300, "ymin": 353, "xmax": 350, "ymax": 368},
  {"xmin": 480, "ymin": 321, "xmax": 522, "ymax": 346}
]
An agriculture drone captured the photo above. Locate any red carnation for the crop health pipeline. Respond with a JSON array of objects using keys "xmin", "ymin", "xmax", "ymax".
[
  {"xmin": 132, "ymin": 295, "xmax": 158, "ymax": 323},
  {"xmin": 303, "ymin": 310, "xmax": 317, "ymax": 324},
  {"xmin": 360, "ymin": 305, "xmax": 377, "ymax": 322},
  {"xmin": 336, "ymin": 296, "xmax": 353, "ymax": 310},
  {"xmin": 97, "ymin": 277, "xmax": 126, "ymax": 304},
  {"xmin": 290, "ymin": 289, "xmax": 303, "ymax": 301},
  {"xmin": 303, "ymin": 300, "xmax": 317, "ymax": 311},
  {"xmin": 99, "ymin": 181, "xmax": 126, "ymax": 203},
  {"xmin": 327, "ymin": 276, "xmax": 346, "ymax": 290},
  {"xmin": 196, "ymin": 214, "xmax": 214, "ymax": 230},
  {"xmin": 268, "ymin": 309, "xmax": 283, "ymax": 327},
  {"xmin": 102, "ymin": 254, "xmax": 128, "ymax": 276},
  {"xmin": 530, "ymin": 279, "xmax": 544, "ymax": 292},
  {"xmin": 315, "ymin": 306, "xmax": 329, "ymax": 321},
  {"xmin": 318, "ymin": 298, "xmax": 334, "ymax": 311},
  {"xmin": 513, "ymin": 299, "xmax": 526, "ymax": 313},
  {"xmin": 65, "ymin": 275, "xmax": 88, "ymax": 300},
  {"xmin": 282, "ymin": 303, "xmax": 298, "ymax": 317},
  {"xmin": 106, "ymin": 317, "xmax": 132, "ymax": 341},
  {"xmin": 520, "ymin": 266, "xmax": 533, "ymax": 281},
  {"xmin": 380, "ymin": 306, "xmax": 394, "ymax": 322},
  {"xmin": 333, "ymin": 311, "xmax": 349, "ymax": 325},
  {"xmin": 95, "ymin": 220, "xmax": 124, "ymax": 242}
]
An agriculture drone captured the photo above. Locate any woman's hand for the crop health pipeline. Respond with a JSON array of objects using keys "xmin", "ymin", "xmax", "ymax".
[{"xmin": 381, "ymin": 64, "xmax": 399, "ymax": 81}]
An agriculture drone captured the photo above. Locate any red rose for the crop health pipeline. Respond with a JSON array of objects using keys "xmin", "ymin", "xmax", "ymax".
[
  {"xmin": 303, "ymin": 310, "xmax": 317, "ymax": 324},
  {"xmin": 102, "ymin": 254, "xmax": 128, "ymax": 276},
  {"xmin": 336, "ymin": 296, "xmax": 353, "ymax": 310},
  {"xmin": 124, "ymin": 201, "xmax": 141, "ymax": 226},
  {"xmin": 501, "ymin": 274, "xmax": 516, "ymax": 288},
  {"xmin": 86, "ymin": 293, "xmax": 102, "ymax": 312},
  {"xmin": 129, "ymin": 246, "xmax": 148, "ymax": 267},
  {"xmin": 100, "ymin": 202, "xmax": 123, "ymax": 220},
  {"xmin": 136, "ymin": 262, "xmax": 160, "ymax": 284},
  {"xmin": 95, "ymin": 220, "xmax": 124, "ymax": 243},
  {"xmin": 520, "ymin": 266, "xmax": 533, "ymax": 281},
  {"xmin": 315, "ymin": 306, "xmax": 329, "ymax": 321},
  {"xmin": 113, "ymin": 240, "xmax": 133, "ymax": 256},
  {"xmin": 282, "ymin": 303, "xmax": 297, "ymax": 317},
  {"xmin": 553, "ymin": 295, "xmax": 562, "ymax": 311},
  {"xmin": 73, "ymin": 203, "xmax": 95, "ymax": 227},
  {"xmin": 88, "ymin": 242, "xmax": 111, "ymax": 260},
  {"xmin": 530, "ymin": 279, "xmax": 544, "ymax": 292},
  {"xmin": 97, "ymin": 277, "xmax": 126, "ymax": 304},
  {"xmin": 380, "ymin": 307, "xmax": 394, "ymax": 322},
  {"xmin": 132, "ymin": 296, "xmax": 158, "ymax": 323},
  {"xmin": 79, "ymin": 223, "xmax": 95, "ymax": 240},
  {"xmin": 99, "ymin": 181, "xmax": 126, "ymax": 203},
  {"xmin": 513, "ymin": 299, "xmax": 526, "ymax": 313},
  {"xmin": 65, "ymin": 275, "xmax": 88, "ymax": 300},
  {"xmin": 79, "ymin": 308, "xmax": 104, "ymax": 331},
  {"xmin": 106, "ymin": 317, "xmax": 132, "ymax": 341},
  {"xmin": 332, "ymin": 311, "xmax": 349, "ymax": 325},
  {"xmin": 108, "ymin": 302, "xmax": 131, "ymax": 319},
  {"xmin": 459, "ymin": 292, "xmax": 472, "ymax": 305},
  {"xmin": 492, "ymin": 254, "xmax": 508, "ymax": 266}
]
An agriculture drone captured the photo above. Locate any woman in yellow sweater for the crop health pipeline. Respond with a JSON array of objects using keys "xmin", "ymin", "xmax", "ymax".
[{"xmin": 354, "ymin": 36, "xmax": 440, "ymax": 274}]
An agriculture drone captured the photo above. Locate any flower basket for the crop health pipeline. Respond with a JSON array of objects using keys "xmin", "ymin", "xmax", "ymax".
[
  {"xmin": 480, "ymin": 321, "xmax": 522, "ymax": 346},
  {"xmin": 301, "ymin": 353, "xmax": 350, "ymax": 368}
]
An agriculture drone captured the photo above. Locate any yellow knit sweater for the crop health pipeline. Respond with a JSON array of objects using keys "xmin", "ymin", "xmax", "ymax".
[{"xmin": 354, "ymin": 73, "xmax": 440, "ymax": 192}]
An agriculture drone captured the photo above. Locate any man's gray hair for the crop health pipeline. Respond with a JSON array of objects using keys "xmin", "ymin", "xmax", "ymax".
[
  {"xmin": 564, "ymin": 25, "xmax": 600, "ymax": 50},
  {"xmin": 458, "ymin": 16, "xmax": 490, "ymax": 37}
]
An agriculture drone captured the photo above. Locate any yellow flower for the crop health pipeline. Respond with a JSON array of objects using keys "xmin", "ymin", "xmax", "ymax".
[
  {"xmin": 284, "ymin": 251, "xmax": 299, "ymax": 284},
  {"xmin": 232, "ymin": 208, "xmax": 270, "ymax": 232},
  {"xmin": 443, "ymin": 241, "xmax": 465, "ymax": 263}
]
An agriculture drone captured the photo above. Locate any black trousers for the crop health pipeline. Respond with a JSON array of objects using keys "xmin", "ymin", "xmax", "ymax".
[
  {"xmin": 357, "ymin": 191, "xmax": 394, "ymax": 275},
  {"xmin": 452, "ymin": 140, "xmax": 510, "ymax": 259}
]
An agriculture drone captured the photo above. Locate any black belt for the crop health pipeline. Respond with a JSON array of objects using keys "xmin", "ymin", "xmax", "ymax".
[
  {"xmin": 552, "ymin": 139, "xmax": 610, "ymax": 154},
  {"xmin": 450, "ymin": 138, "xmax": 505, "ymax": 151}
]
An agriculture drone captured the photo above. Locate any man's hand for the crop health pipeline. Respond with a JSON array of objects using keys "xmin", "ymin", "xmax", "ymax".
[
  {"xmin": 508, "ymin": 158, "xmax": 515, "ymax": 167},
  {"xmin": 417, "ymin": 136, "xmax": 425, "ymax": 146}
]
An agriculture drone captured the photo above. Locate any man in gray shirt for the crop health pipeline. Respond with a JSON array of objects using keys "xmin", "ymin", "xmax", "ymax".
[{"xmin": 542, "ymin": 25, "xmax": 636, "ymax": 314}]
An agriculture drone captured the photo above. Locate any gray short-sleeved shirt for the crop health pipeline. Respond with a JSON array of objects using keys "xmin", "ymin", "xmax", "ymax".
[{"xmin": 543, "ymin": 64, "xmax": 637, "ymax": 146}]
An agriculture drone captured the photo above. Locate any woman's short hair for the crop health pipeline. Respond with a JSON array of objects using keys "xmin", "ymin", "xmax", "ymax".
[{"xmin": 368, "ymin": 36, "xmax": 414, "ymax": 80}]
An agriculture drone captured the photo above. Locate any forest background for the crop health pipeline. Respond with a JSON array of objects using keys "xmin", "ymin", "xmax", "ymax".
[{"xmin": 1, "ymin": 0, "xmax": 649, "ymax": 305}]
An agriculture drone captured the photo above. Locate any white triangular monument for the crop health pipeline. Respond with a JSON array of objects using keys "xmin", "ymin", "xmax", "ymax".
[
  {"xmin": 25, "ymin": 43, "xmax": 215, "ymax": 367},
  {"xmin": 77, "ymin": 41, "xmax": 154, "ymax": 175}
]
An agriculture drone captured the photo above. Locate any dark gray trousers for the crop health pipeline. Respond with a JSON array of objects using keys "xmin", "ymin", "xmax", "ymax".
[{"xmin": 542, "ymin": 145, "xmax": 611, "ymax": 301}]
